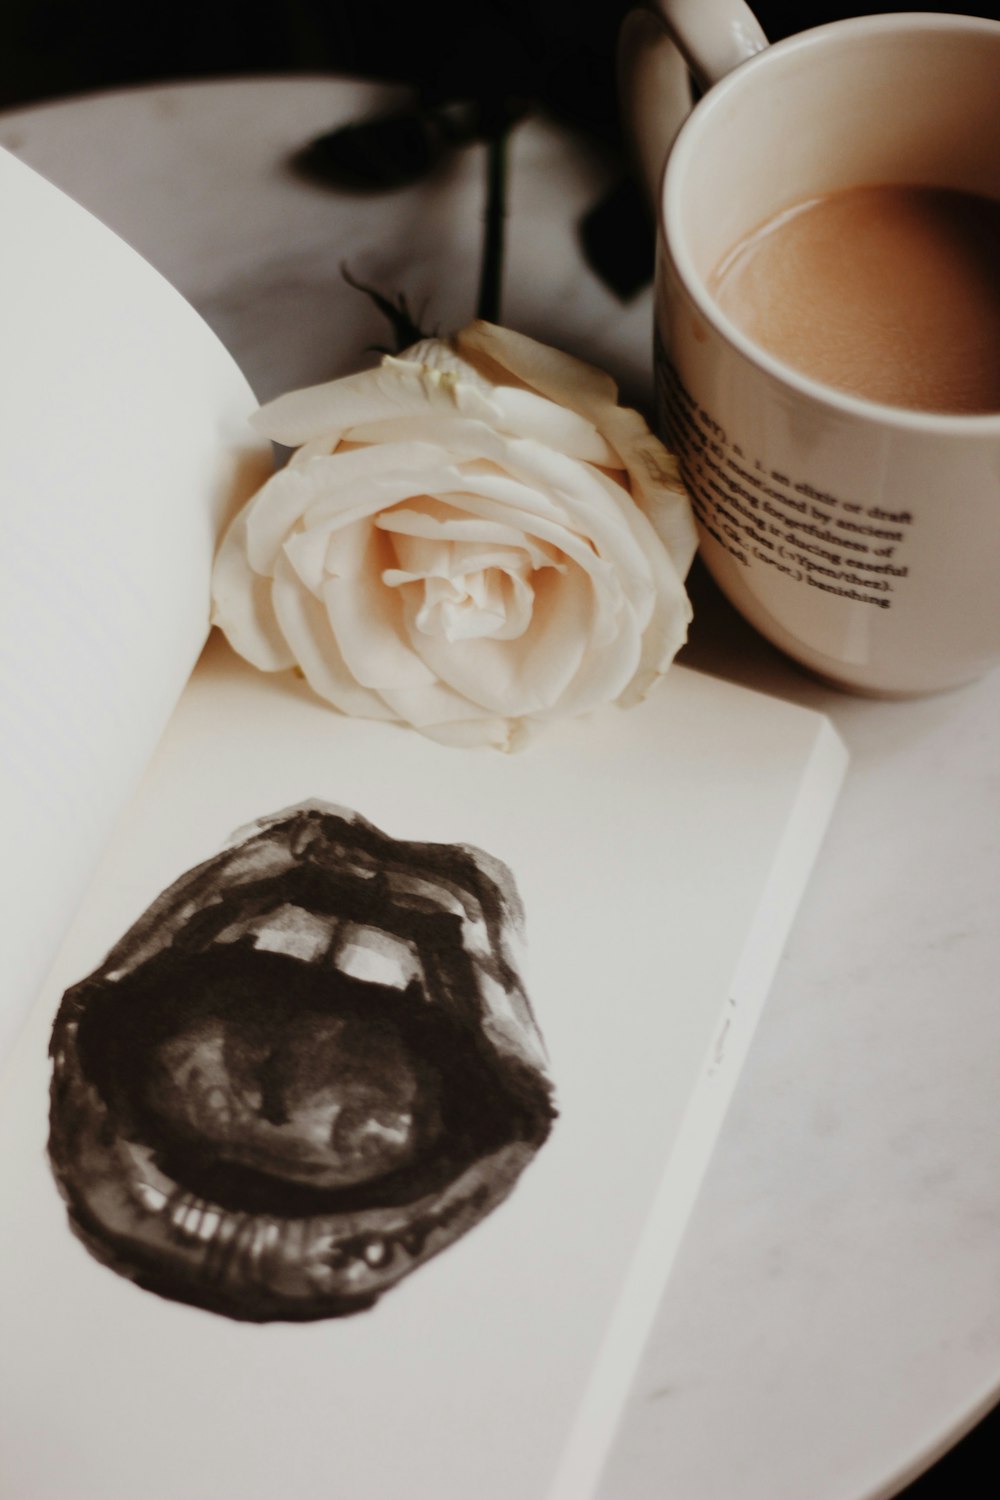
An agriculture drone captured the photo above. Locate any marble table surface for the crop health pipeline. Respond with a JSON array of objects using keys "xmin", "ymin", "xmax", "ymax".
[{"xmin": 3, "ymin": 76, "xmax": 999, "ymax": 1500}]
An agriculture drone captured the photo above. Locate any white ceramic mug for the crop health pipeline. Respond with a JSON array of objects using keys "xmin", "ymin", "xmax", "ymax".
[{"xmin": 620, "ymin": 2, "xmax": 1000, "ymax": 695}]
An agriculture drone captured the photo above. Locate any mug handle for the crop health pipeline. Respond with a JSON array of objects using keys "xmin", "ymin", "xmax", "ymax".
[{"xmin": 618, "ymin": 0, "xmax": 769, "ymax": 209}]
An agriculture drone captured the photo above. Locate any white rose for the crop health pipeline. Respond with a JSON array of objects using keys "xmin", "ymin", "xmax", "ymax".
[{"xmin": 211, "ymin": 320, "xmax": 697, "ymax": 749}]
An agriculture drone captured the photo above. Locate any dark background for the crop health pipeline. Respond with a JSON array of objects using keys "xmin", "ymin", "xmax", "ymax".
[
  {"xmin": 2, "ymin": 3, "xmax": 999, "ymax": 1493},
  {"xmin": 1, "ymin": 1, "xmax": 998, "ymax": 141}
]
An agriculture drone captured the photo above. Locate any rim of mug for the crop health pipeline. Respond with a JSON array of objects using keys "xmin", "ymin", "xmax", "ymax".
[{"xmin": 661, "ymin": 10, "xmax": 1000, "ymax": 435}]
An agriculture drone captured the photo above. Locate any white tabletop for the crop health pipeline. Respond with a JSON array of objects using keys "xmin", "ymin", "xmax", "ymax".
[{"xmin": 3, "ymin": 76, "xmax": 999, "ymax": 1500}]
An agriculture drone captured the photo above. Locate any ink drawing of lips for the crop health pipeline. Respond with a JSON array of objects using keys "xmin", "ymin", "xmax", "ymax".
[{"xmin": 47, "ymin": 802, "xmax": 555, "ymax": 1322}]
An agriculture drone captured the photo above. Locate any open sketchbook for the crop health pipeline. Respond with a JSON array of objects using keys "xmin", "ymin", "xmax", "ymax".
[{"xmin": 0, "ymin": 148, "xmax": 846, "ymax": 1500}]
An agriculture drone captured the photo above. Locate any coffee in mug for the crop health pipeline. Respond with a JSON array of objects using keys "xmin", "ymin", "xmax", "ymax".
[
  {"xmin": 619, "ymin": 3, "xmax": 1000, "ymax": 696},
  {"xmin": 708, "ymin": 184, "xmax": 1000, "ymax": 415}
]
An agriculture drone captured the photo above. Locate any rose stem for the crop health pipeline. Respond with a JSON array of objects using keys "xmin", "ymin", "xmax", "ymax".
[{"xmin": 476, "ymin": 122, "xmax": 508, "ymax": 324}]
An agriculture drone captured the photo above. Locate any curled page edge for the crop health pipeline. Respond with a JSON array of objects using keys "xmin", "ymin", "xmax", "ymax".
[{"xmin": 0, "ymin": 148, "xmax": 271, "ymax": 1058}]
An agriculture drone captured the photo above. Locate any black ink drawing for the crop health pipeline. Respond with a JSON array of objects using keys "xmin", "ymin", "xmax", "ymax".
[{"xmin": 48, "ymin": 801, "xmax": 555, "ymax": 1322}]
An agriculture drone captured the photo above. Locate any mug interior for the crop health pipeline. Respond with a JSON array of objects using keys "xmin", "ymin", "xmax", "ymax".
[{"xmin": 666, "ymin": 13, "xmax": 1000, "ymax": 378}]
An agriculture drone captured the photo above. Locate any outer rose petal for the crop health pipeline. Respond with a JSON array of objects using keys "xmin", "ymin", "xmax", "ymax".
[
  {"xmin": 456, "ymin": 320, "xmax": 619, "ymax": 409},
  {"xmin": 252, "ymin": 362, "xmax": 441, "ymax": 446},
  {"xmin": 270, "ymin": 554, "xmax": 397, "ymax": 721},
  {"xmin": 378, "ymin": 674, "xmax": 507, "ymax": 732},
  {"xmin": 415, "ymin": 714, "xmax": 521, "ymax": 751},
  {"xmin": 537, "ymin": 599, "xmax": 645, "ymax": 720},
  {"xmin": 456, "ymin": 320, "xmax": 698, "ymax": 575},
  {"xmin": 242, "ymin": 463, "xmax": 324, "ymax": 574},
  {"xmin": 590, "ymin": 404, "xmax": 698, "ymax": 573},
  {"xmin": 255, "ymin": 349, "xmax": 617, "ymax": 466},
  {"xmin": 392, "ymin": 344, "xmax": 618, "ymax": 464},
  {"xmin": 211, "ymin": 507, "xmax": 295, "ymax": 671}
]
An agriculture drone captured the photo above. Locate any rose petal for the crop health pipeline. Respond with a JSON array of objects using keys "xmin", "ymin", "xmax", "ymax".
[
  {"xmin": 242, "ymin": 463, "xmax": 322, "ymax": 576},
  {"xmin": 339, "ymin": 413, "xmax": 513, "ymax": 462},
  {"xmin": 537, "ymin": 602, "xmax": 644, "ymax": 720},
  {"xmin": 252, "ymin": 361, "xmax": 442, "ymax": 447},
  {"xmin": 282, "ymin": 516, "xmax": 443, "ymax": 692},
  {"xmin": 257, "ymin": 335, "xmax": 620, "ymax": 464},
  {"xmin": 210, "ymin": 508, "xmax": 295, "ymax": 671},
  {"xmin": 384, "ymin": 351, "xmax": 617, "ymax": 465},
  {"xmin": 456, "ymin": 321, "xmax": 619, "ymax": 411},
  {"xmin": 485, "ymin": 387, "xmax": 616, "ymax": 464},
  {"xmin": 288, "ymin": 432, "xmax": 344, "ymax": 464},
  {"xmin": 496, "ymin": 569, "xmax": 537, "ymax": 641},
  {"xmin": 375, "ymin": 496, "xmax": 561, "ymax": 569},
  {"xmin": 419, "ymin": 574, "xmax": 504, "ymax": 641},
  {"xmin": 344, "ymin": 418, "xmax": 662, "ymax": 599},
  {"xmin": 457, "ymin": 320, "xmax": 698, "ymax": 575},
  {"xmin": 270, "ymin": 553, "xmax": 398, "ymax": 721},
  {"xmin": 385, "ymin": 550, "xmax": 536, "ymax": 644},
  {"xmin": 399, "ymin": 560, "xmax": 596, "ymax": 717},
  {"xmin": 322, "ymin": 537, "xmax": 439, "ymax": 691},
  {"xmin": 348, "ymin": 385, "xmax": 617, "ymax": 467},
  {"xmin": 299, "ymin": 445, "xmax": 471, "ymax": 527},
  {"xmin": 478, "ymin": 439, "xmax": 659, "ymax": 583},
  {"xmin": 282, "ymin": 526, "xmax": 332, "ymax": 595},
  {"xmin": 322, "ymin": 515, "xmax": 377, "ymax": 579},
  {"xmin": 618, "ymin": 551, "xmax": 692, "ymax": 705},
  {"xmin": 380, "ymin": 485, "xmax": 575, "ymax": 549},
  {"xmin": 416, "ymin": 715, "xmax": 521, "ymax": 751},
  {"xmin": 593, "ymin": 404, "xmax": 698, "ymax": 572},
  {"xmin": 577, "ymin": 464, "xmax": 694, "ymax": 690},
  {"xmin": 399, "ymin": 477, "xmax": 642, "ymax": 621},
  {"xmin": 283, "ymin": 508, "xmax": 400, "ymax": 597},
  {"xmin": 386, "ymin": 534, "xmax": 538, "ymax": 587},
  {"xmin": 255, "ymin": 348, "xmax": 527, "ymax": 450},
  {"xmin": 376, "ymin": 441, "xmax": 648, "ymax": 601},
  {"xmin": 378, "ymin": 673, "xmax": 506, "ymax": 731}
]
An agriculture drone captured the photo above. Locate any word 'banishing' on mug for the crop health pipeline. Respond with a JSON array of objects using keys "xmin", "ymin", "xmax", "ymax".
[{"xmin": 620, "ymin": 2, "xmax": 1000, "ymax": 696}]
